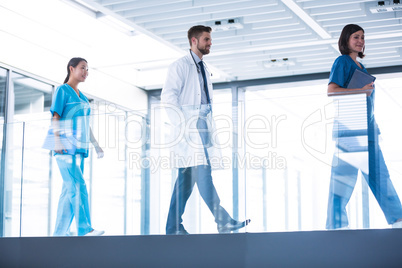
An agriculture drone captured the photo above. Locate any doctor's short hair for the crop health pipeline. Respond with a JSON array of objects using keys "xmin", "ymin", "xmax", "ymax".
[
  {"xmin": 338, "ymin": 24, "xmax": 365, "ymax": 59},
  {"xmin": 187, "ymin": 25, "xmax": 212, "ymax": 46}
]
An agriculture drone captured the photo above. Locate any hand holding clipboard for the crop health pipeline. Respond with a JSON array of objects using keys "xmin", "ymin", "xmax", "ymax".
[{"xmin": 347, "ymin": 68, "xmax": 376, "ymax": 96}]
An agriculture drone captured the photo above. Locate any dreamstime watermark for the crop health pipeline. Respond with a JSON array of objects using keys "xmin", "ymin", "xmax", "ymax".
[
  {"xmin": 300, "ymin": 100, "xmax": 336, "ymax": 167},
  {"xmin": 149, "ymin": 103, "xmax": 287, "ymax": 150},
  {"xmin": 56, "ymin": 99, "xmax": 354, "ymax": 170},
  {"xmin": 128, "ymin": 151, "xmax": 287, "ymax": 173},
  {"xmin": 59, "ymin": 102, "xmax": 289, "ymax": 156},
  {"xmin": 300, "ymin": 95, "xmax": 369, "ymax": 168}
]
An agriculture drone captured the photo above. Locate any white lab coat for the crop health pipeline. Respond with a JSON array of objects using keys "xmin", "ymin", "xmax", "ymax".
[{"xmin": 161, "ymin": 52, "xmax": 224, "ymax": 169}]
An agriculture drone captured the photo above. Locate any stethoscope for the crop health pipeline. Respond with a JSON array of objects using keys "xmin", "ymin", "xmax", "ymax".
[{"xmin": 189, "ymin": 49, "xmax": 212, "ymax": 76}]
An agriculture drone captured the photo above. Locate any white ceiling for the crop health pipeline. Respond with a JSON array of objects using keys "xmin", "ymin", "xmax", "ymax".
[
  {"xmin": 3, "ymin": 0, "xmax": 402, "ymax": 90},
  {"xmin": 73, "ymin": 0, "xmax": 402, "ymax": 90}
]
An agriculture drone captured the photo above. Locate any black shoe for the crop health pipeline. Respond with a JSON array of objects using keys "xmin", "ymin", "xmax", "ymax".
[
  {"xmin": 166, "ymin": 229, "xmax": 190, "ymax": 235},
  {"xmin": 218, "ymin": 219, "xmax": 251, "ymax": 233}
]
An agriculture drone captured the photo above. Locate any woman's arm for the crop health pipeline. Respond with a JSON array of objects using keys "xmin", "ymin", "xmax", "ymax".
[
  {"xmin": 90, "ymin": 127, "xmax": 104, "ymax": 158},
  {"xmin": 327, "ymin": 82, "xmax": 374, "ymax": 97}
]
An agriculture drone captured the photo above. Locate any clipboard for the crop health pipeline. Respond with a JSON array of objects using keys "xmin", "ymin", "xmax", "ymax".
[
  {"xmin": 42, "ymin": 129, "xmax": 77, "ymax": 155},
  {"xmin": 347, "ymin": 68, "xmax": 376, "ymax": 89}
]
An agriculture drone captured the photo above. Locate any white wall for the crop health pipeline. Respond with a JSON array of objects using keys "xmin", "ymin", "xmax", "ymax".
[{"xmin": 0, "ymin": 0, "xmax": 156, "ymax": 111}]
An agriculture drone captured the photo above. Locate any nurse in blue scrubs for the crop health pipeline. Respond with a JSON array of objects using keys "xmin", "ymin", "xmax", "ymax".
[
  {"xmin": 52, "ymin": 57, "xmax": 104, "ymax": 236},
  {"xmin": 326, "ymin": 24, "xmax": 402, "ymax": 229}
]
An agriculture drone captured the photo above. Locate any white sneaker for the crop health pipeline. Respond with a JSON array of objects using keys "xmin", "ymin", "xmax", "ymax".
[
  {"xmin": 392, "ymin": 221, "xmax": 402, "ymax": 229},
  {"xmin": 85, "ymin": 229, "xmax": 105, "ymax": 236}
]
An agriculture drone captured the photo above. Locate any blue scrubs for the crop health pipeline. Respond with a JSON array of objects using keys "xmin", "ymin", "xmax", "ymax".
[
  {"xmin": 51, "ymin": 84, "xmax": 93, "ymax": 236},
  {"xmin": 50, "ymin": 84, "xmax": 91, "ymax": 157},
  {"xmin": 326, "ymin": 55, "xmax": 402, "ymax": 229}
]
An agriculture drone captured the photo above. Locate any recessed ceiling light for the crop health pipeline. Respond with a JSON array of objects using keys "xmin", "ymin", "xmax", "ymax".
[
  {"xmin": 370, "ymin": 1, "xmax": 402, "ymax": 13},
  {"xmin": 207, "ymin": 18, "xmax": 244, "ymax": 31}
]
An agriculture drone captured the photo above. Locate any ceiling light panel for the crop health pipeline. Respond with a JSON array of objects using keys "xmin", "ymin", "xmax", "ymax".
[
  {"xmin": 298, "ymin": 0, "xmax": 373, "ymax": 9},
  {"xmin": 68, "ymin": 0, "xmax": 402, "ymax": 88}
]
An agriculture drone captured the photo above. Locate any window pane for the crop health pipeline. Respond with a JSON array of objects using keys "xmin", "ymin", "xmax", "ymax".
[
  {"xmin": 0, "ymin": 67, "xmax": 7, "ymax": 237},
  {"xmin": 0, "ymin": 68, "xmax": 6, "ymax": 119},
  {"xmin": 9, "ymin": 72, "xmax": 53, "ymax": 236},
  {"xmin": 11, "ymin": 72, "xmax": 52, "ymax": 121}
]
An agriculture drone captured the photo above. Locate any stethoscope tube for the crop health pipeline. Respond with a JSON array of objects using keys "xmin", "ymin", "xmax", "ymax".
[{"xmin": 189, "ymin": 49, "xmax": 212, "ymax": 76}]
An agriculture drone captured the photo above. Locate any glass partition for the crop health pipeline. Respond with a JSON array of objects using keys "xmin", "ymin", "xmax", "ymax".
[
  {"xmin": 150, "ymin": 93, "xmax": 246, "ymax": 235},
  {"xmin": 244, "ymin": 85, "xmax": 369, "ymax": 232},
  {"xmin": 2, "ymin": 122, "xmax": 24, "ymax": 237},
  {"xmin": 0, "ymin": 68, "xmax": 7, "ymax": 237},
  {"xmin": 1, "ymin": 74, "xmax": 402, "ymax": 237},
  {"xmin": 369, "ymin": 76, "xmax": 402, "ymax": 229},
  {"xmin": 89, "ymin": 103, "xmax": 144, "ymax": 236},
  {"xmin": 0, "ymin": 68, "xmax": 6, "ymax": 118},
  {"xmin": 8, "ymin": 72, "xmax": 53, "ymax": 236},
  {"xmin": 19, "ymin": 105, "xmax": 145, "ymax": 237}
]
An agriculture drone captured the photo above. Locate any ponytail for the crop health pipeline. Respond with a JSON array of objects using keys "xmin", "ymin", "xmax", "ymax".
[{"xmin": 64, "ymin": 57, "xmax": 87, "ymax": 84}]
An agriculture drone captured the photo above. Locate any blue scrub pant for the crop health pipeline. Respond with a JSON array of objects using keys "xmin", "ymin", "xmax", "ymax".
[
  {"xmin": 326, "ymin": 140, "xmax": 402, "ymax": 229},
  {"xmin": 165, "ymin": 117, "xmax": 232, "ymax": 234},
  {"xmin": 53, "ymin": 154, "xmax": 92, "ymax": 236}
]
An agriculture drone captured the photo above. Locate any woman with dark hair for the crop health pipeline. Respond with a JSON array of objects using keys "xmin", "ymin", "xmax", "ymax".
[
  {"xmin": 326, "ymin": 24, "xmax": 402, "ymax": 229},
  {"xmin": 51, "ymin": 57, "xmax": 104, "ymax": 236}
]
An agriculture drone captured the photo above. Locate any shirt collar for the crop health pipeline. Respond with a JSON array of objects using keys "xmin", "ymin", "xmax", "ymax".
[{"xmin": 190, "ymin": 50, "xmax": 202, "ymax": 64}]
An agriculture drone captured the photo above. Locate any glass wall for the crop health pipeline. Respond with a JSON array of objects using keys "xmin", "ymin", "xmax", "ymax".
[
  {"xmin": 1, "ymin": 65, "xmax": 401, "ymax": 237},
  {"xmin": 0, "ymin": 67, "xmax": 7, "ymax": 236},
  {"xmin": 368, "ymin": 76, "xmax": 402, "ymax": 228},
  {"xmin": 149, "ymin": 89, "xmax": 246, "ymax": 235},
  {"xmin": 0, "ymin": 68, "xmax": 6, "ymax": 119},
  {"xmin": 240, "ymin": 75, "xmax": 402, "ymax": 232},
  {"xmin": 88, "ymin": 102, "xmax": 144, "ymax": 235},
  {"xmin": 19, "ymin": 101, "xmax": 146, "ymax": 236},
  {"xmin": 8, "ymin": 72, "xmax": 53, "ymax": 237},
  {"xmin": 146, "ymin": 73, "xmax": 402, "ymax": 234},
  {"xmin": 243, "ymin": 83, "xmax": 369, "ymax": 232}
]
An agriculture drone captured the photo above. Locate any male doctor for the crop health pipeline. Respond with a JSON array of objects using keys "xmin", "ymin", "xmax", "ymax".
[{"xmin": 162, "ymin": 25, "xmax": 250, "ymax": 235}]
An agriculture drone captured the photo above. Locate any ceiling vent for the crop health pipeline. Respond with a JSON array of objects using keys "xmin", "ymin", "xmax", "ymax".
[
  {"xmin": 263, "ymin": 58, "xmax": 296, "ymax": 68},
  {"xmin": 208, "ymin": 18, "xmax": 243, "ymax": 31},
  {"xmin": 370, "ymin": 1, "xmax": 402, "ymax": 13}
]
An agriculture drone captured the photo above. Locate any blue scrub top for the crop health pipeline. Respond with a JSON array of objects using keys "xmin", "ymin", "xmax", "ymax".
[
  {"xmin": 50, "ymin": 83, "xmax": 91, "ymax": 157},
  {"xmin": 329, "ymin": 55, "xmax": 378, "ymax": 141}
]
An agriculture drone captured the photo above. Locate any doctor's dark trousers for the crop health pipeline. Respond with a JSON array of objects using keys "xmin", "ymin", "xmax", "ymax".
[{"xmin": 166, "ymin": 116, "xmax": 232, "ymax": 234}]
